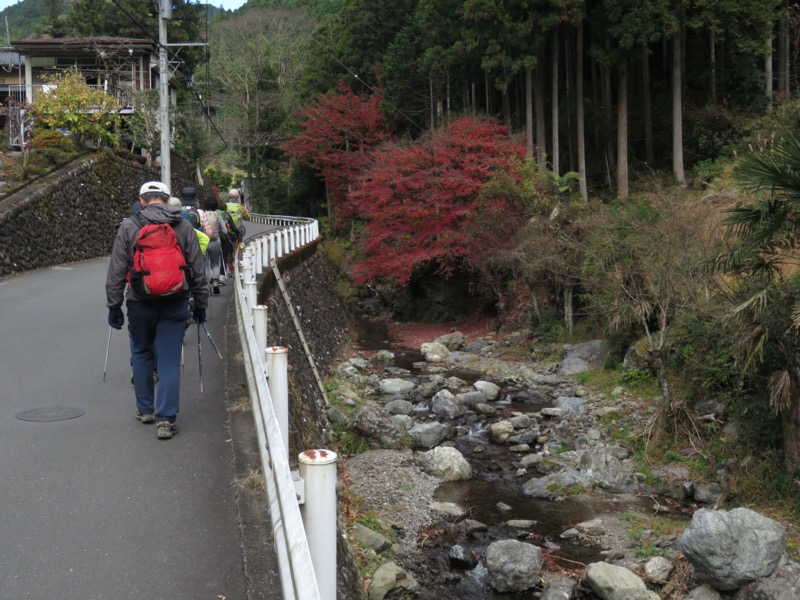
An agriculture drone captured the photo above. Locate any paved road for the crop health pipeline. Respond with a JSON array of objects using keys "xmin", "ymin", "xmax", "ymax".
[{"xmin": 0, "ymin": 221, "xmax": 276, "ymax": 599}]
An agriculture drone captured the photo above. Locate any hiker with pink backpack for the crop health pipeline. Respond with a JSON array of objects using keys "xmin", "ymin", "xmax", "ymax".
[{"xmin": 105, "ymin": 181, "xmax": 208, "ymax": 440}]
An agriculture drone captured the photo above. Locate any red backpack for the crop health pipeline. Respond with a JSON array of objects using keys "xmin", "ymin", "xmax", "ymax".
[{"xmin": 128, "ymin": 216, "xmax": 189, "ymax": 298}]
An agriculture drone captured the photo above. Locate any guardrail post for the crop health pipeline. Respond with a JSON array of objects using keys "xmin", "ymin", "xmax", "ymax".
[
  {"xmin": 260, "ymin": 237, "xmax": 269, "ymax": 272},
  {"xmin": 253, "ymin": 305, "xmax": 268, "ymax": 368},
  {"xmin": 298, "ymin": 449, "xmax": 338, "ymax": 600},
  {"xmin": 266, "ymin": 346, "xmax": 289, "ymax": 458},
  {"xmin": 240, "ymin": 264, "xmax": 252, "ymax": 285},
  {"xmin": 268, "ymin": 232, "xmax": 276, "ymax": 261},
  {"xmin": 244, "ymin": 281, "xmax": 258, "ymax": 313},
  {"xmin": 254, "ymin": 240, "xmax": 263, "ymax": 276}
]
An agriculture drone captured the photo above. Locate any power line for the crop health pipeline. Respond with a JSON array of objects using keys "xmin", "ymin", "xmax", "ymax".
[{"xmin": 107, "ymin": 0, "xmax": 226, "ymax": 148}]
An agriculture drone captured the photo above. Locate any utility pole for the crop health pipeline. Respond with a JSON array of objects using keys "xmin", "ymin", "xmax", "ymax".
[{"xmin": 158, "ymin": 0, "xmax": 172, "ymax": 191}]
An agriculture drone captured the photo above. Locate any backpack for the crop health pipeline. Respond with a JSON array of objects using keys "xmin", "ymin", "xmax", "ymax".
[
  {"xmin": 128, "ymin": 216, "xmax": 190, "ymax": 299},
  {"xmin": 186, "ymin": 207, "xmax": 215, "ymax": 239},
  {"xmin": 218, "ymin": 209, "xmax": 240, "ymax": 241},
  {"xmin": 226, "ymin": 201, "xmax": 242, "ymax": 228}
]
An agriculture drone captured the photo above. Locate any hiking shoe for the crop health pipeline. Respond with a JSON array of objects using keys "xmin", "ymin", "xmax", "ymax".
[
  {"xmin": 156, "ymin": 421, "xmax": 178, "ymax": 440},
  {"xmin": 136, "ymin": 411, "xmax": 155, "ymax": 424},
  {"xmin": 218, "ymin": 275, "xmax": 227, "ymax": 286},
  {"xmin": 212, "ymin": 283, "xmax": 220, "ymax": 295}
]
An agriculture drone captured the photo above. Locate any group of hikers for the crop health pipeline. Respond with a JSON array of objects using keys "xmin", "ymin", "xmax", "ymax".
[{"xmin": 105, "ymin": 182, "xmax": 250, "ymax": 440}]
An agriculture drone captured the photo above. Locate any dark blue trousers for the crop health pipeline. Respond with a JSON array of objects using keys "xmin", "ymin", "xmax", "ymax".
[{"xmin": 126, "ymin": 297, "xmax": 189, "ymax": 422}]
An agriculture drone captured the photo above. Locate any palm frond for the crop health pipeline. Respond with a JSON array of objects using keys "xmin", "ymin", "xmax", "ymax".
[
  {"xmin": 768, "ymin": 370, "xmax": 793, "ymax": 413},
  {"xmin": 730, "ymin": 288, "xmax": 770, "ymax": 318},
  {"xmin": 735, "ymin": 134, "xmax": 800, "ymax": 195}
]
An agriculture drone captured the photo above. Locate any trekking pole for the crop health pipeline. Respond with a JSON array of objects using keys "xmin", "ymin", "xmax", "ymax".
[
  {"xmin": 103, "ymin": 327, "xmax": 113, "ymax": 382},
  {"xmin": 201, "ymin": 323, "xmax": 223, "ymax": 360},
  {"xmin": 197, "ymin": 322, "xmax": 203, "ymax": 393}
]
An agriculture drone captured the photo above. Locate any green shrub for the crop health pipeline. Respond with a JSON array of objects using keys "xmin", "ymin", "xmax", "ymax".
[
  {"xmin": 332, "ymin": 422, "xmax": 371, "ymax": 455},
  {"xmin": 530, "ymin": 310, "xmax": 565, "ymax": 341},
  {"xmin": 31, "ymin": 128, "xmax": 76, "ymax": 153},
  {"xmin": 621, "ymin": 369, "xmax": 653, "ymax": 386}
]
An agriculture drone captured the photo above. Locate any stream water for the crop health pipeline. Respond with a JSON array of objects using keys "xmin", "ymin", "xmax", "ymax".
[{"xmin": 353, "ymin": 317, "xmax": 643, "ymax": 597}]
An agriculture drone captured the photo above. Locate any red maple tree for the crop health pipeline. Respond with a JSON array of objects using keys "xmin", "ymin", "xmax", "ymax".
[
  {"xmin": 280, "ymin": 83, "xmax": 391, "ymax": 225},
  {"xmin": 349, "ymin": 116, "xmax": 528, "ymax": 286}
]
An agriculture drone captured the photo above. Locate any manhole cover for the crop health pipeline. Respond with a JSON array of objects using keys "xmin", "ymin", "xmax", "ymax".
[{"xmin": 16, "ymin": 406, "xmax": 85, "ymax": 422}]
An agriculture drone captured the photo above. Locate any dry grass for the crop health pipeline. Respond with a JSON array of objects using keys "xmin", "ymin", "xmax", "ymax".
[
  {"xmin": 227, "ymin": 396, "xmax": 251, "ymax": 413},
  {"xmin": 234, "ymin": 469, "xmax": 265, "ymax": 492}
]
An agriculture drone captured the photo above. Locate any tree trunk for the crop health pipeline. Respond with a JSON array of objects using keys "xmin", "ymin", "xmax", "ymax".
[
  {"xmin": 564, "ymin": 284, "xmax": 573, "ymax": 335},
  {"xmin": 655, "ymin": 355, "xmax": 672, "ymax": 407},
  {"xmin": 766, "ymin": 30, "xmax": 774, "ymax": 112},
  {"xmin": 429, "ymin": 73, "xmax": 435, "ymax": 129},
  {"xmin": 525, "ymin": 68, "xmax": 534, "ymax": 158},
  {"xmin": 779, "ymin": 6, "xmax": 790, "ymax": 100},
  {"xmin": 472, "ymin": 81, "xmax": 476, "ymax": 114},
  {"xmin": 602, "ymin": 63, "xmax": 616, "ymax": 186},
  {"xmin": 564, "ymin": 29, "xmax": 574, "ymax": 172},
  {"xmin": 485, "ymin": 69, "xmax": 491, "ymax": 113},
  {"xmin": 502, "ymin": 84, "xmax": 511, "ymax": 127},
  {"xmin": 577, "ymin": 23, "xmax": 588, "ymax": 201},
  {"xmin": 672, "ymin": 27, "xmax": 685, "ymax": 184},
  {"xmin": 710, "ymin": 29, "xmax": 717, "ymax": 106},
  {"xmin": 783, "ymin": 394, "xmax": 800, "ymax": 473},
  {"xmin": 551, "ymin": 29, "xmax": 560, "ymax": 176},
  {"xmin": 617, "ymin": 59, "xmax": 629, "ymax": 199},
  {"xmin": 642, "ymin": 43, "xmax": 654, "ymax": 165},
  {"xmin": 535, "ymin": 58, "xmax": 547, "ymax": 173},
  {"xmin": 602, "ymin": 36, "xmax": 616, "ymax": 181},
  {"xmin": 446, "ymin": 70, "xmax": 451, "ymax": 115}
]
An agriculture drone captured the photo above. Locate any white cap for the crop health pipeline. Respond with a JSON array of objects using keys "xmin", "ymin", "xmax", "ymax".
[
  {"xmin": 228, "ymin": 188, "xmax": 240, "ymax": 199},
  {"xmin": 139, "ymin": 181, "xmax": 170, "ymax": 196}
]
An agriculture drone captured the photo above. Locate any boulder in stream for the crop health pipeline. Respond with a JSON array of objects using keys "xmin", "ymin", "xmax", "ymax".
[
  {"xmin": 679, "ymin": 507, "xmax": 786, "ymax": 592},
  {"xmin": 416, "ymin": 446, "xmax": 472, "ymax": 481},
  {"xmin": 486, "ymin": 539, "xmax": 542, "ymax": 592}
]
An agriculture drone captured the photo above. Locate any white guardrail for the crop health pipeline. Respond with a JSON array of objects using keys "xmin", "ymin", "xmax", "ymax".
[{"xmin": 233, "ymin": 214, "xmax": 337, "ymax": 600}]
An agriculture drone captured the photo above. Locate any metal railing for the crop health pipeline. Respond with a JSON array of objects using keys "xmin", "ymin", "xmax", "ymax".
[
  {"xmin": 233, "ymin": 214, "xmax": 334, "ymax": 600},
  {"xmin": 9, "ymin": 82, "xmax": 137, "ymax": 107}
]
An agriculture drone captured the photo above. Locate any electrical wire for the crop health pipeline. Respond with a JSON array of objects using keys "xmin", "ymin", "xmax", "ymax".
[{"xmin": 107, "ymin": 0, "xmax": 226, "ymax": 147}]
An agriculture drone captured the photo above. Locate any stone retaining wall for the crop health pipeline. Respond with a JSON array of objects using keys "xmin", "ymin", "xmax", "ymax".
[
  {"xmin": 257, "ymin": 243, "xmax": 363, "ymax": 599},
  {"xmin": 0, "ymin": 151, "xmax": 195, "ymax": 278}
]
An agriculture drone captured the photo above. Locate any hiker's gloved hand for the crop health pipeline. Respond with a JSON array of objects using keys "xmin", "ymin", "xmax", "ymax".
[
  {"xmin": 108, "ymin": 307, "xmax": 124, "ymax": 330},
  {"xmin": 192, "ymin": 307, "xmax": 206, "ymax": 324}
]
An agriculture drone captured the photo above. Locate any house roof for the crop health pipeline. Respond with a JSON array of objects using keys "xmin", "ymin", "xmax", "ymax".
[{"xmin": 11, "ymin": 37, "xmax": 155, "ymax": 56}]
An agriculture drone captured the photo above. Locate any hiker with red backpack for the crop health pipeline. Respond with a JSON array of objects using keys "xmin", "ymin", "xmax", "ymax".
[{"xmin": 105, "ymin": 181, "xmax": 208, "ymax": 440}]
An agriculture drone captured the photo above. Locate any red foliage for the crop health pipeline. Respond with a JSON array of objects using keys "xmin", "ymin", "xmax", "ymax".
[
  {"xmin": 349, "ymin": 116, "xmax": 527, "ymax": 286},
  {"xmin": 280, "ymin": 83, "xmax": 391, "ymax": 223}
]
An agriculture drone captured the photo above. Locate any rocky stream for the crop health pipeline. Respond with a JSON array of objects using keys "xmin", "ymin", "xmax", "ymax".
[{"xmin": 331, "ymin": 321, "xmax": 800, "ymax": 600}]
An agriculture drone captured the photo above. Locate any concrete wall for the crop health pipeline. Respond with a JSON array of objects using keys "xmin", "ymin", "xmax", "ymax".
[{"xmin": 0, "ymin": 151, "xmax": 195, "ymax": 278}]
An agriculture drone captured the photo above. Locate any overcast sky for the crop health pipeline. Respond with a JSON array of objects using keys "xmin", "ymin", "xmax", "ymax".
[{"xmin": 0, "ymin": 0, "xmax": 249, "ymax": 13}]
